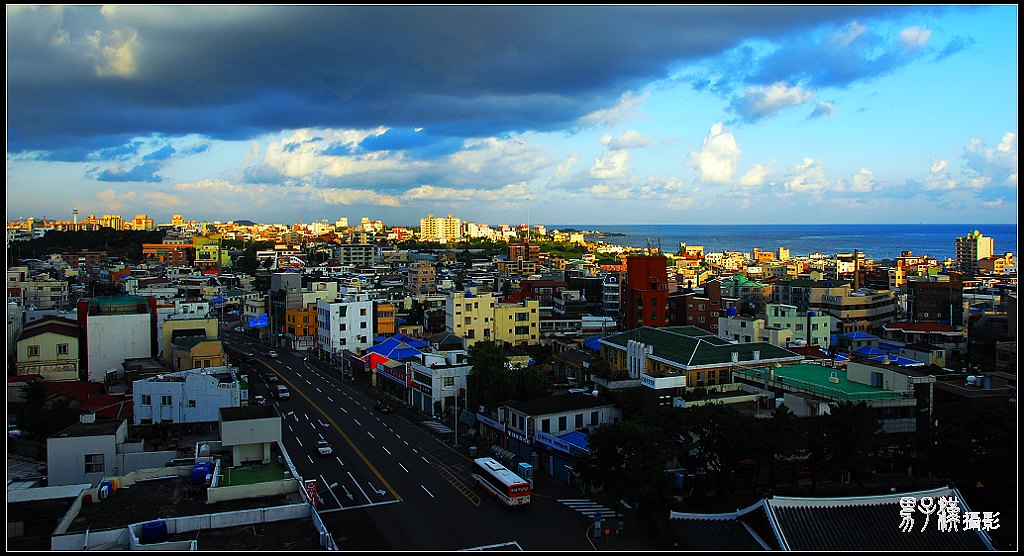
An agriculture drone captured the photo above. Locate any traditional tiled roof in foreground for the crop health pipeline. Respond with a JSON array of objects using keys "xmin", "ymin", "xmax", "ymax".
[{"xmin": 670, "ymin": 486, "xmax": 995, "ymax": 551}]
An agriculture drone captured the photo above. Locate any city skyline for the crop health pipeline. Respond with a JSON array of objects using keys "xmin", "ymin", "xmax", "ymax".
[{"xmin": 6, "ymin": 5, "xmax": 1018, "ymax": 226}]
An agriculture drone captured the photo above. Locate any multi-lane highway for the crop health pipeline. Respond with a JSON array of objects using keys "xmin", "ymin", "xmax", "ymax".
[{"xmin": 223, "ymin": 331, "xmax": 604, "ymax": 550}]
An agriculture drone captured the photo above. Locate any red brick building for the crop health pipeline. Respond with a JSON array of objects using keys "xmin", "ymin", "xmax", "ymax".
[{"xmin": 623, "ymin": 255, "xmax": 669, "ymax": 330}]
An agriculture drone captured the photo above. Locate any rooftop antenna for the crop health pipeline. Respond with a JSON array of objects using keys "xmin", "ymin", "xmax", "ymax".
[{"xmin": 646, "ymin": 237, "xmax": 652, "ymax": 255}]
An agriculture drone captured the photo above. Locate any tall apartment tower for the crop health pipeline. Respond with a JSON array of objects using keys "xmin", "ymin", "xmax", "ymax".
[
  {"xmin": 955, "ymin": 230, "xmax": 994, "ymax": 275},
  {"xmin": 623, "ymin": 255, "xmax": 670, "ymax": 330}
]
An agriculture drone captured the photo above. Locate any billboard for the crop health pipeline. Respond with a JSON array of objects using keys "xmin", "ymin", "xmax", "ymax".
[{"xmin": 249, "ymin": 313, "xmax": 269, "ymax": 328}]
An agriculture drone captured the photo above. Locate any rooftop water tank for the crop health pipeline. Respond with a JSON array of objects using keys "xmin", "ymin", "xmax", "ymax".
[{"xmin": 726, "ymin": 307, "xmax": 738, "ymax": 317}]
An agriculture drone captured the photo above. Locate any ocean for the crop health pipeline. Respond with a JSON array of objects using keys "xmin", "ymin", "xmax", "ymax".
[{"xmin": 551, "ymin": 224, "xmax": 1018, "ymax": 262}]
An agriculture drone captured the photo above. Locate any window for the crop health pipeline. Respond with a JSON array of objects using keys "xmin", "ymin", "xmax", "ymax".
[
  {"xmin": 541, "ymin": 418, "xmax": 550, "ymax": 433},
  {"xmin": 575, "ymin": 413, "xmax": 583, "ymax": 429},
  {"xmin": 141, "ymin": 394, "xmax": 151, "ymax": 406},
  {"xmin": 444, "ymin": 377, "xmax": 454, "ymax": 387},
  {"xmin": 699, "ymin": 303, "xmax": 706, "ymax": 311},
  {"xmin": 28, "ymin": 345, "xmax": 40, "ymax": 357},
  {"xmin": 590, "ymin": 411, "xmax": 599, "ymax": 426},
  {"xmin": 558, "ymin": 416, "xmax": 567, "ymax": 431},
  {"xmin": 187, "ymin": 400, "xmax": 196, "ymax": 408},
  {"xmin": 360, "ymin": 321, "xmax": 367, "ymax": 329},
  {"xmin": 85, "ymin": 453, "xmax": 104, "ymax": 474},
  {"xmin": 161, "ymin": 395, "xmax": 173, "ymax": 406},
  {"xmin": 57, "ymin": 343, "xmax": 69, "ymax": 355},
  {"xmin": 360, "ymin": 308, "xmax": 367, "ymax": 316}
]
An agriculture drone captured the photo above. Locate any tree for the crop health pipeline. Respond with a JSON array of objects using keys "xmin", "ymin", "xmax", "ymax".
[
  {"xmin": 582, "ymin": 417, "xmax": 675, "ymax": 505},
  {"xmin": 467, "ymin": 341, "xmax": 511, "ymax": 407},
  {"xmin": 673, "ymin": 403, "xmax": 766, "ymax": 496},
  {"xmin": 817, "ymin": 401, "xmax": 881, "ymax": 485}
]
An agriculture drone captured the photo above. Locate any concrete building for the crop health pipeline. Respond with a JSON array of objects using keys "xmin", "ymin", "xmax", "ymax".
[
  {"xmin": 419, "ymin": 213, "xmax": 462, "ymax": 243},
  {"xmin": 160, "ymin": 314, "xmax": 219, "ymax": 366},
  {"xmin": 133, "ymin": 366, "xmax": 242, "ymax": 425},
  {"xmin": 46, "ymin": 419, "xmax": 177, "ymax": 487},
  {"xmin": 906, "ymin": 273, "xmax": 964, "ymax": 327},
  {"xmin": 445, "ymin": 291, "xmax": 540, "ymax": 348},
  {"xmin": 317, "ymin": 295, "xmax": 375, "ymax": 357},
  {"xmin": 764, "ymin": 302, "xmax": 831, "ymax": 348},
  {"xmin": 336, "ymin": 243, "xmax": 380, "ymax": 266},
  {"xmin": 169, "ymin": 336, "xmax": 226, "ymax": 372},
  {"xmin": 624, "ymin": 255, "xmax": 670, "ymax": 329},
  {"xmin": 493, "ymin": 298, "xmax": 541, "ymax": 347},
  {"xmin": 817, "ymin": 289, "xmax": 899, "ymax": 334},
  {"xmin": 15, "ymin": 316, "xmax": 80, "ymax": 380},
  {"xmin": 219, "ymin": 405, "xmax": 282, "ymax": 467},
  {"xmin": 77, "ymin": 296, "xmax": 157, "ymax": 383},
  {"xmin": 955, "ymin": 229, "xmax": 994, "ymax": 275},
  {"xmin": 668, "ymin": 280, "xmax": 740, "ymax": 335}
]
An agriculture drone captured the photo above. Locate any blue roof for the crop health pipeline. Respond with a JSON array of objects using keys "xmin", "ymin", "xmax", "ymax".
[
  {"xmin": 819, "ymin": 349, "xmax": 849, "ymax": 361},
  {"xmin": 583, "ymin": 337, "xmax": 603, "ymax": 352},
  {"xmin": 367, "ymin": 333, "xmax": 428, "ymax": 360},
  {"xmin": 868, "ymin": 354, "xmax": 924, "ymax": 366},
  {"xmin": 559, "ymin": 431, "xmax": 589, "ymax": 450},
  {"xmin": 840, "ymin": 331, "xmax": 877, "ymax": 340},
  {"xmin": 853, "ymin": 347, "xmax": 888, "ymax": 356},
  {"xmin": 878, "ymin": 343, "xmax": 902, "ymax": 353}
]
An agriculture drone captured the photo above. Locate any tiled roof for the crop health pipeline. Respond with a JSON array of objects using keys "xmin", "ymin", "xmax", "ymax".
[
  {"xmin": 884, "ymin": 321, "xmax": 958, "ymax": 333},
  {"xmin": 43, "ymin": 381, "xmax": 103, "ymax": 402},
  {"xmin": 771, "ymin": 487, "xmax": 994, "ymax": 551},
  {"xmin": 840, "ymin": 331, "xmax": 877, "ymax": 340},
  {"xmin": 670, "ymin": 501, "xmax": 775, "ymax": 551},
  {"xmin": 601, "ymin": 326, "xmax": 800, "ymax": 368}
]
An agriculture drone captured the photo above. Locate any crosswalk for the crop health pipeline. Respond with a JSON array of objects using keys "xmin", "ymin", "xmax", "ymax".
[
  {"xmin": 422, "ymin": 420, "xmax": 454, "ymax": 434},
  {"xmin": 558, "ymin": 499, "xmax": 615, "ymax": 519}
]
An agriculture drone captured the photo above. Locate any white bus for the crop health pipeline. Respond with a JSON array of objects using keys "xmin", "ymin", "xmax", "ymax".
[{"xmin": 471, "ymin": 457, "xmax": 531, "ymax": 507}]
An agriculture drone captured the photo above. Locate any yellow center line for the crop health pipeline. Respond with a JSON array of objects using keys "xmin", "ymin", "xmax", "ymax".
[{"xmin": 260, "ymin": 359, "xmax": 402, "ymax": 502}]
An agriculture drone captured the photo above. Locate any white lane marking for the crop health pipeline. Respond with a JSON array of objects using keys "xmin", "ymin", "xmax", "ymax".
[
  {"xmin": 328, "ymin": 397, "xmax": 334, "ymax": 403},
  {"xmin": 296, "ymin": 438, "xmax": 303, "ymax": 447},
  {"xmin": 420, "ymin": 485, "xmax": 435, "ymax": 498},
  {"xmin": 382, "ymin": 446, "xmax": 391, "ymax": 455},
  {"xmin": 307, "ymin": 454, "xmax": 313, "ymax": 464},
  {"xmin": 395, "ymin": 433, "xmax": 401, "ymax": 439},
  {"xmin": 367, "ymin": 431, "xmax": 375, "ymax": 439},
  {"xmin": 317, "ymin": 387, "xmax": 322, "ymax": 393},
  {"xmin": 340, "ymin": 406, "xmax": 348, "ymax": 414},
  {"xmin": 288, "ymin": 425, "xmax": 293, "ymax": 433},
  {"xmin": 335, "ymin": 456, "xmax": 345, "ymax": 466},
  {"xmin": 354, "ymin": 419, "xmax": 361, "ymax": 426},
  {"xmin": 310, "ymin": 422, "xmax": 316, "ymax": 430},
  {"xmin": 304, "ymin": 413, "xmax": 310, "ymax": 422},
  {"xmin": 317, "ymin": 499, "xmax": 400, "ymax": 513},
  {"xmin": 306, "ymin": 379, "xmax": 312, "ymax": 385},
  {"xmin": 421, "ymin": 456, "xmax": 429, "ymax": 464},
  {"xmin": 285, "ymin": 365, "xmax": 292, "ymax": 370},
  {"xmin": 403, "ymin": 440, "xmax": 409, "ymax": 446},
  {"xmin": 321, "ymin": 474, "xmax": 342, "ymax": 508},
  {"xmin": 347, "ymin": 471, "xmax": 371, "ymax": 503},
  {"xmin": 399, "ymin": 463, "xmax": 409, "ymax": 473}
]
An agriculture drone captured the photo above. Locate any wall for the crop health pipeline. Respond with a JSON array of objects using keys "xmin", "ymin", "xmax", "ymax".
[
  {"xmin": 119, "ymin": 450, "xmax": 179, "ymax": 473},
  {"xmin": 134, "ymin": 371, "xmax": 239, "ymax": 425},
  {"xmin": 47, "ymin": 433, "xmax": 117, "ymax": 487},
  {"xmin": 87, "ymin": 313, "xmax": 151, "ymax": 381},
  {"xmin": 206, "ymin": 477, "xmax": 299, "ymax": 503},
  {"xmin": 220, "ymin": 416, "xmax": 282, "ymax": 447},
  {"xmin": 160, "ymin": 316, "xmax": 218, "ymax": 365}
]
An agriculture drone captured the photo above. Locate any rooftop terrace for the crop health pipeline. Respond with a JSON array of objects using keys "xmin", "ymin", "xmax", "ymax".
[{"xmin": 735, "ymin": 363, "xmax": 906, "ymax": 402}]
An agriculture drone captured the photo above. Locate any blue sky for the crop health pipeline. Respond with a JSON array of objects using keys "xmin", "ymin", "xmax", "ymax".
[{"xmin": 6, "ymin": 5, "xmax": 1018, "ymax": 227}]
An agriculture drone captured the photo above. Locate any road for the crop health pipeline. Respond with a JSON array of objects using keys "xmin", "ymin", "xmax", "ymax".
[{"xmin": 223, "ymin": 332, "xmax": 605, "ymax": 550}]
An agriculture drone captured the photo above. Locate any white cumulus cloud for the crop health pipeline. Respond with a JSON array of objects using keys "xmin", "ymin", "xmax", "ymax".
[
  {"xmin": 609, "ymin": 130, "xmax": 654, "ymax": 150},
  {"xmin": 963, "ymin": 132, "xmax": 1018, "ymax": 187},
  {"xmin": 739, "ymin": 162, "xmax": 771, "ymax": 187},
  {"xmin": 922, "ymin": 158, "xmax": 957, "ymax": 190},
  {"xmin": 785, "ymin": 158, "xmax": 828, "ymax": 192},
  {"xmin": 579, "ymin": 91, "xmax": 648, "ymax": 127},
  {"xmin": 589, "ymin": 149, "xmax": 630, "ymax": 179},
  {"xmin": 688, "ymin": 123, "xmax": 741, "ymax": 184}
]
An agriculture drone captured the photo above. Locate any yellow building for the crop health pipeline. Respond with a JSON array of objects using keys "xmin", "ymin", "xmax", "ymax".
[
  {"xmin": 286, "ymin": 306, "xmax": 318, "ymax": 350},
  {"xmin": 375, "ymin": 302, "xmax": 397, "ymax": 336},
  {"xmin": 169, "ymin": 338, "xmax": 226, "ymax": 372},
  {"xmin": 493, "ymin": 299, "xmax": 540, "ymax": 347},
  {"xmin": 419, "ymin": 213, "xmax": 463, "ymax": 243},
  {"xmin": 193, "ymin": 234, "xmax": 231, "ymax": 269},
  {"xmin": 161, "ymin": 316, "xmax": 219, "ymax": 366},
  {"xmin": 446, "ymin": 292, "xmax": 495, "ymax": 347},
  {"xmin": 16, "ymin": 317, "xmax": 80, "ymax": 381}
]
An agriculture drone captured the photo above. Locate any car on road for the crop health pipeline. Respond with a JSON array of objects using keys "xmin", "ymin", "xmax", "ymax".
[
  {"xmin": 267, "ymin": 373, "xmax": 279, "ymax": 383},
  {"xmin": 252, "ymin": 395, "xmax": 267, "ymax": 406},
  {"xmin": 316, "ymin": 440, "xmax": 333, "ymax": 456},
  {"xmin": 268, "ymin": 350, "xmax": 279, "ymax": 358},
  {"xmin": 375, "ymin": 401, "xmax": 395, "ymax": 414},
  {"xmin": 234, "ymin": 326, "xmax": 243, "ymax": 333}
]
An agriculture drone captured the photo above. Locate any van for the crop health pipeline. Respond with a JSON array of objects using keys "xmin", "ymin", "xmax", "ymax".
[{"xmin": 275, "ymin": 385, "xmax": 290, "ymax": 400}]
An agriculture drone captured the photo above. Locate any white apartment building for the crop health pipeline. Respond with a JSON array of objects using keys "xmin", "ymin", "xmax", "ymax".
[
  {"xmin": 133, "ymin": 366, "xmax": 242, "ymax": 425},
  {"xmin": 317, "ymin": 295, "xmax": 375, "ymax": 357}
]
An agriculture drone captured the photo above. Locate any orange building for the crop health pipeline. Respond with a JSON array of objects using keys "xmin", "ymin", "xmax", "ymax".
[{"xmin": 375, "ymin": 302, "xmax": 396, "ymax": 336}]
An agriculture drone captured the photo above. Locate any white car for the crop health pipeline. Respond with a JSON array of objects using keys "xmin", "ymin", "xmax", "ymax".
[
  {"xmin": 268, "ymin": 350, "xmax": 279, "ymax": 358},
  {"xmin": 316, "ymin": 440, "xmax": 333, "ymax": 456}
]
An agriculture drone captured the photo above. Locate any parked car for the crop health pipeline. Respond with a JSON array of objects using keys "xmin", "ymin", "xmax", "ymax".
[
  {"xmin": 375, "ymin": 401, "xmax": 395, "ymax": 414},
  {"xmin": 316, "ymin": 440, "xmax": 333, "ymax": 456},
  {"xmin": 268, "ymin": 350, "xmax": 279, "ymax": 358}
]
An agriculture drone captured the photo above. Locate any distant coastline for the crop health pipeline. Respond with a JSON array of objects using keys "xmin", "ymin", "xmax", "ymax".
[{"xmin": 549, "ymin": 223, "xmax": 1018, "ymax": 262}]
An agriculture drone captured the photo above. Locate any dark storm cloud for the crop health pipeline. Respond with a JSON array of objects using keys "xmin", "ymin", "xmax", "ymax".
[{"xmin": 8, "ymin": 5, "xmax": 921, "ymax": 153}]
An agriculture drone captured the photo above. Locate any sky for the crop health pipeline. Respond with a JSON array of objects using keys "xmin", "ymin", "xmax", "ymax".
[{"xmin": 5, "ymin": 5, "xmax": 1018, "ymax": 227}]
